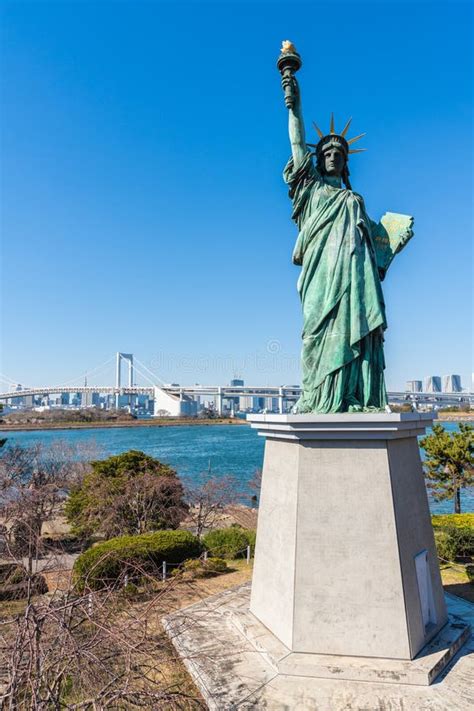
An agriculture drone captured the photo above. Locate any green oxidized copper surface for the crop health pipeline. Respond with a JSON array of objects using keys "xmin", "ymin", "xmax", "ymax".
[{"xmin": 278, "ymin": 43, "xmax": 413, "ymax": 413}]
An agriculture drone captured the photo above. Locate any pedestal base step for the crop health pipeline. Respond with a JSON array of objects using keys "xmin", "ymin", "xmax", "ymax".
[
  {"xmin": 163, "ymin": 584, "xmax": 474, "ymax": 710},
  {"xmin": 229, "ymin": 607, "xmax": 470, "ymax": 686}
]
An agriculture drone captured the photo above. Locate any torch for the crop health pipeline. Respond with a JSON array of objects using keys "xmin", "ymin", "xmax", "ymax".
[{"xmin": 277, "ymin": 40, "xmax": 302, "ymax": 109}]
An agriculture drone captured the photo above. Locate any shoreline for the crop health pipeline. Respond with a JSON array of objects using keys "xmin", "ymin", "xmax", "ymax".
[
  {"xmin": 436, "ymin": 413, "xmax": 473, "ymax": 422},
  {"xmin": 0, "ymin": 412, "xmax": 470, "ymax": 433},
  {"xmin": 0, "ymin": 417, "xmax": 247, "ymax": 433}
]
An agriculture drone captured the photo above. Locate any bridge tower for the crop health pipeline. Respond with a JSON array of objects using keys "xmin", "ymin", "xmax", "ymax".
[{"xmin": 115, "ymin": 352, "xmax": 134, "ymax": 408}]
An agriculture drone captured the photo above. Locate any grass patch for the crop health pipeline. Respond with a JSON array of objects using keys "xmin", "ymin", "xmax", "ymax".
[{"xmin": 440, "ymin": 563, "xmax": 474, "ymax": 603}]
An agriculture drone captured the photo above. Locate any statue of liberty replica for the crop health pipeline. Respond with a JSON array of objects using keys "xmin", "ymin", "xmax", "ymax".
[
  {"xmin": 278, "ymin": 41, "xmax": 413, "ymax": 414},
  {"xmin": 164, "ymin": 43, "xmax": 467, "ymax": 701}
]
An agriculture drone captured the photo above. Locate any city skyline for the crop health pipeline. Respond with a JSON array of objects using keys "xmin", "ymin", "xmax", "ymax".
[
  {"xmin": 2, "ymin": 352, "xmax": 471, "ymax": 393},
  {"xmin": 1, "ymin": 2, "xmax": 472, "ymax": 391}
]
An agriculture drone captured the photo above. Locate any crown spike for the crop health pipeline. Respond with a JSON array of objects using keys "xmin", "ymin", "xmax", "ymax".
[
  {"xmin": 329, "ymin": 112, "xmax": 335, "ymax": 134},
  {"xmin": 348, "ymin": 148, "xmax": 367, "ymax": 154},
  {"xmin": 347, "ymin": 132, "xmax": 366, "ymax": 145},
  {"xmin": 340, "ymin": 117, "xmax": 352, "ymax": 137},
  {"xmin": 312, "ymin": 121, "xmax": 324, "ymax": 138}
]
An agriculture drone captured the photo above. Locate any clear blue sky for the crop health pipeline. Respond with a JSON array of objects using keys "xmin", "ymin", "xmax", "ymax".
[{"xmin": 1, "ymin": 0, "xmax": 472, "ymax": 390}]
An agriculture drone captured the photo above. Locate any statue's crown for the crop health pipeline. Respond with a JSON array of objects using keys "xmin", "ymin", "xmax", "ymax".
[{"xmin": 307, "ymin": 114, "xmax": 366, "ymax": 156}]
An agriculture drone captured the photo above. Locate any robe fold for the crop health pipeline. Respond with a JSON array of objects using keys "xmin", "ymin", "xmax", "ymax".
[{"xmin": 285, "ymin": 152, "xmax": 388, "ymax": 413}]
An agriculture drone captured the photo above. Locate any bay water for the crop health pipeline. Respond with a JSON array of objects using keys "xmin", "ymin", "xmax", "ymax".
[{"xmin": 1, "ymin": 421, "xmax": 472, "ymax": 515}]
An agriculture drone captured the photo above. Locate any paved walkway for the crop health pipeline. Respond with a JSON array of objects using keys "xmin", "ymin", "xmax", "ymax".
[
  {"xmin": 0, "ymin": 553, "xmax": 78, "ymax": 573},
  {"xmin": 164, "ymin": 584, "xmax": 474, "ymax": 711}
]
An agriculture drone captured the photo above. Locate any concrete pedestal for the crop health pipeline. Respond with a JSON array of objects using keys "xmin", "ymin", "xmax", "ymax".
[
  {"xmin": 248, "ymin": 413, "xmax": 447, "ymax": 661},
  {"xmin": 164, "ymin": 412, "xmax": 473, "ymax": 708}
]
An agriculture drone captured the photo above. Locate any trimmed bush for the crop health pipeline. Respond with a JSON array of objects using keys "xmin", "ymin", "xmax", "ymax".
[
  {"xmin": 73, "ymin": 530, "xmax": 200, "ymax": 591},
  {"xmin": 432, "ymin": 514, "xmax": 474, "ymax": 530},
  {"xmin": 65, "ymin": 450, "xmax": 188, "ymax": 538},
  {"xmin": 431, "ymin": 514, "xmax": 474, "ymax": 560},
  {"xmin": 182, "ymin": 559, "xmax": 203, "ymax": 576},
  {"xmin": 203, "ymin": 528, "xmax": 255, "ymax": 559},
  {"xmin": 434, "ymin": 530, "xmax": 457, "ymax": 562},
  {"xmin": 178, "ymin": 557, "xmax": 228, "ymax": 579},
  {"xmin": 431, "ymin": 513, "xmax": 474, "ymax": 560},
  {"xmin": 443, "ymin": 526, "xmax": 474, "ymax": 557},
  {"xmin": 204, "ymin": 557, "xmax": 228, "ymax": 574}
]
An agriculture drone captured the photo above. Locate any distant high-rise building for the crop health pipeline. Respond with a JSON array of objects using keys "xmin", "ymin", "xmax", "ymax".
[
  {"xmin": 61, "ymin": 392, "xmax": 70, "ymax": 406},
  {"xmin": 424, "ymin": 376, "xmax": 442, "ymax": 393},
  {"xmin": 239, "ymin": 396, "xmax": 253, "ymax": 411},
  {"xmin": 442, "ymin": 374, "xmax": 462, "ymax": 393},
  {"xmin": 252, "ymin": 396, "xmax": 265, "ymax": 411},
  {"xmin": 193, "ymin": 384, "xmax": 201, "ymax": 407},
  {"xmin": 260, "ymin": 397, "xmax": 280, "ymax": 412},
  {"xmin": 10, "ymin": 383, "xmax": 23, "ymax": 406},
  {"xmin": 229, "ymin": 378, "xmax": 244, "ymax": 411},
  {"xmin": 82, "ymin": 391, "xmax": 92, "ymax": 408},
  {"xmin": 406, "ymin": 380, "xmax": 422, "ymax": 393}
]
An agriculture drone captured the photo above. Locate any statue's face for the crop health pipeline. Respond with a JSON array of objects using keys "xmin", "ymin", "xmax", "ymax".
[{"xmin": 322, "ymin": 147, "xmax": 345, "ymax": 177}]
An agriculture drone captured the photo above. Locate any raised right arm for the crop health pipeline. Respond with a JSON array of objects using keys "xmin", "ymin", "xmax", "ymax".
[{"xmin": 281, "ymin": 74, "xmax": 307, "ymax": 168}]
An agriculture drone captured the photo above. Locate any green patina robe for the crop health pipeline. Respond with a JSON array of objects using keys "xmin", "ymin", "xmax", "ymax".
[{"xmin": 285, "ymin": 152, "xmax": 388, "ymax": 413}]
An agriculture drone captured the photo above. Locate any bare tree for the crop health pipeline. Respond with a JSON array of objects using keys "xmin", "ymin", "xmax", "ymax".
[
  {"xmin": 0, "ymin": 443, "xmax": 204, "ymax": 709},
  {"xmin": 0, "ymin": 557, "xmax": 205, "ymax": 709},
  {"xmin": 0, "ymin": 441, "xmax": 92, "ymax": 572},
  {"xmin": 184, "ymin": 471, "xmax": 238, "ymax": 539}
]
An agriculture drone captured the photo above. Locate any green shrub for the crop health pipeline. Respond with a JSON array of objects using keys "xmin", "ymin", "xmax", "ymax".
[
  {"xmin": 182, "ymin": 559, "xmax": 203, "ymax": 576},
  {"xmin": 121, "ymin": 582, "xmax": 139, "ymax": 599},
  {"xmin": 434, "ymin": 530, "xmax": 457, "ymax": 562},
  {"xmin": 73, "ymin": 530, "xmax": 200, "ymax": 591},
  {"xmin": 204, "ymin": 557, "xmax": 228, "ymax": 574},
  {"xmin": 203, "ymin": 528, "xmax": 255, "ymax": 559},
  {"xmin": 65, "ymin": 450, "xmax": 187, "ymax": 538},
  {"xmin": 179, "ymin": 556, "xmax": 228, "ymax": 579},
  {"xmin": 432, "ymin": 514, "xmax": 474, "ymax": 530},
  {"xmin": 245, "ymin": 529, "xmax": 257, "ymax": 556},
  {"xmin": 444, "ymin": 526, "xmax": 474, "ymax": 557},
  {"xmin": 466, "ymin": 564, "xmax": 474, "ymax": 584},
  {"xmin": 431, "ymin": 514, "xmax": 474, "ymax": 560}
]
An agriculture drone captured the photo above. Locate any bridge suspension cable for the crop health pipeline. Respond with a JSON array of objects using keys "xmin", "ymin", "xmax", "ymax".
[
  {"xmin": 57, "ymin": 355, "xmax": 116, "ymax": 387},
  {"xmin": 0, "ymin": 373, "xmax": 22, "ymax": 387},
  {"xmin": 133, "ymin": 356, "xmax": 166, "ymax": 386},
  {"xmin": 129, "ymin": 365, "xmax": 156, "ymax": 387}
]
